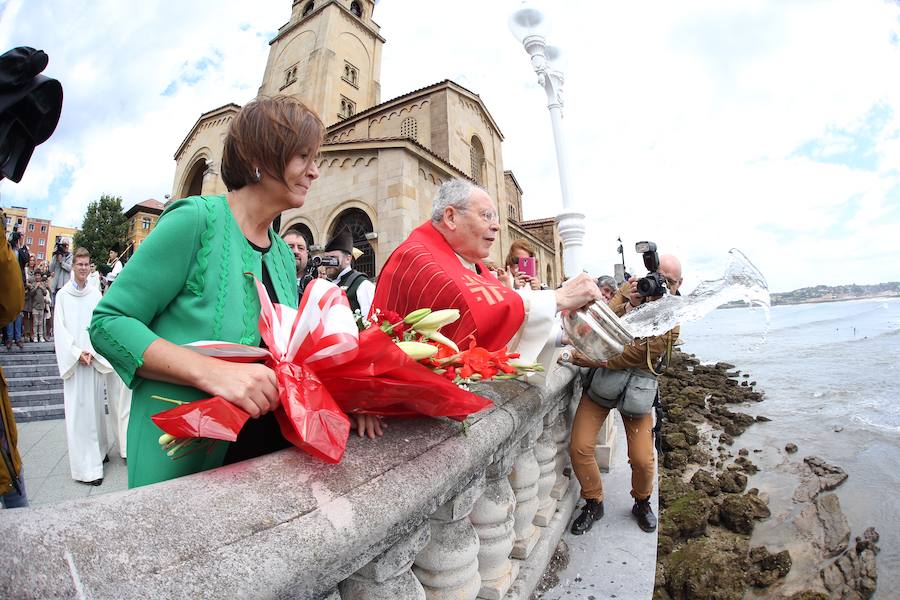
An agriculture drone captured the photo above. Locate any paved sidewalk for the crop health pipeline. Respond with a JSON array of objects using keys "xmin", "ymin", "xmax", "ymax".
[
  {"xmin": 539, "ymin": 423, "xmax": 659, "ymax": 600},
  {"xmin": 16, "ymin": 419, "xmax": 128, "ymax": 506}
]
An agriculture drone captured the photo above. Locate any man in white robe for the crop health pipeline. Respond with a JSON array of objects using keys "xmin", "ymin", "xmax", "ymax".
[
  {"xmin": 104, "ymin": 371, "xmax": 131, "ymax": 460},
  {"xmin": 54, "ymin": 248, "xmax": 113, "ymax": 485}
]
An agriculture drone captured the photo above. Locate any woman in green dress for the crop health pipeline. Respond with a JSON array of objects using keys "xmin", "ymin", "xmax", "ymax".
[{"xmin": 90, "ymin": 96, "xmax": 324, "ymax": 487}]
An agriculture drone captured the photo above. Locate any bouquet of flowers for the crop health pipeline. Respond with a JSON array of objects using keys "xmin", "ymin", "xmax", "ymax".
[{"xmin": 152, "ymin": 278, "xmax": 535, "ymax": 464}]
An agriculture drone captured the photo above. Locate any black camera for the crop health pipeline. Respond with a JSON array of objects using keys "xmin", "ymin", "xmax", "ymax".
[
  {"xmin": 635, "ymin": 241, "xmax": 667, "ymax": 297},
  {"xmin": 54, "ymin": 241, "xmax": 66, "ymax": 255},
  {"xmin": 306, "ymin": 254, "xmax": 340, "ymax": 276},
  {"xmin": 298, "ymin": 254, "xmax": 341, "ymax": 292}
]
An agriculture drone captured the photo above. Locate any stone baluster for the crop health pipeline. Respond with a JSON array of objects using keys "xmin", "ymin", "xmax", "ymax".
[
  {"xmin": 471, "ymin": 453, "xmax": 518, "ymax": 600},
  {"xmin": 508, "ymin": 422, "xmax": 542, "ymax": 560},
  {"xmin": 413, "ymin": 474, "xmax": 485, "ymax": 600},
  {"xmin": 551, "ymin": 401, "xmax": 571, "ymax": 500},
  {"xmin": 533, "ymin": 412, "xmax": 559, "ymax": 527},
  {"xmin": 339, "ymin": 524, "xmax": 430, "ymax": 600}
]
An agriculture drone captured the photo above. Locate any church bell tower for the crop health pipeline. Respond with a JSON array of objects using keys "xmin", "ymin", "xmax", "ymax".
[{"xmin": 258, "ymin": 0, "xmax": 383, "ymax": 125}]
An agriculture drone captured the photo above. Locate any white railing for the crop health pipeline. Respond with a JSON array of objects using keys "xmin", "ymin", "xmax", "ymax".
[{"xmin": 0, "ymin": 365, "xmax": 584, "ymax": 600}]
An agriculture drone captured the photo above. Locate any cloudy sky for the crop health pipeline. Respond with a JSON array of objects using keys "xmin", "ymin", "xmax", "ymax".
[{"xmin": 2, "ymin": 0, "xmax": 899, "ymax": 293}]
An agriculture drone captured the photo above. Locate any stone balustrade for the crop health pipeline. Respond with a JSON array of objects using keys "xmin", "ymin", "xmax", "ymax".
[{"xmin": 0, "ymin": 364, "xmax": 584, "ymax": 600}]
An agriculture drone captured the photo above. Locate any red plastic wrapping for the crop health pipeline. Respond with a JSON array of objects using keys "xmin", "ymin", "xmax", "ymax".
[
  {"xmin": 316, "ymin": 327, "xmax": 493, "ymax": 421},
  {"xmin": 272, "ymin": 361, "xmax": 351, "ymax": 463},
  {"xmin": 151, "ymin": 397, "xmax": 250, "ymax": 442},
  {"xmin": 151, "ymin": 279, "xmax": 493, "ymax": 465}
]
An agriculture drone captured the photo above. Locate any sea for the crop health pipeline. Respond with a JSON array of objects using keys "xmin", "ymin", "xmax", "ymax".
[{"xmin": 680, "ymin": 297, "xmax": 899, "ymax": 598}]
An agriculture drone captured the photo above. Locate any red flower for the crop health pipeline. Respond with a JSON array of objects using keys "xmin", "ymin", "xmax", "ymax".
[{"xmin": 377, "ymin": 309, "xmax": 408, "ymax": 337}]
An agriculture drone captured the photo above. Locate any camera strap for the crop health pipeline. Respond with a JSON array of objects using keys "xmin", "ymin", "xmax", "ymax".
[{"xmin": 645, "ymin": 330, "xmax": 674, "ymax": 377}]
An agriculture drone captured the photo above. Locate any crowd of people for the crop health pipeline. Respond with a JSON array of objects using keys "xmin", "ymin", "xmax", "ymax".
[
  {"xmin": 4, "ymin": 95, "xmax": 684, "ymax": 544},
  {"xmin": 1, "ymin": 227, "xmax": 133, "ymax": 499}
]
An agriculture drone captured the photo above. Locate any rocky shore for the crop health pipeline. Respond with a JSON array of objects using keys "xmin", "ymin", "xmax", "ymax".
[{"xmin": 654, "ymin": 351, "xmax": 880, "ymax": 600}]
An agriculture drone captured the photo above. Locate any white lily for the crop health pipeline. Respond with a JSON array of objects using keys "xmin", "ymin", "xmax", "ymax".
[
  {"xmin": 395, "ymin": 341, "xmax": 439, "ymax": 360},
  {"xmin": 412, "ymin": 309, "xmax": 460, "ymax": 332}
]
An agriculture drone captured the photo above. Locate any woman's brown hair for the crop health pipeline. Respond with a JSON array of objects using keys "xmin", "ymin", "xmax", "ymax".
[
  {"xmin": 221, "ymin": 96, "xmax": 325, "ymax": 191},
  {"xmin": 505, "ymin": 239, "xmax": 536, "ymax": 268}
]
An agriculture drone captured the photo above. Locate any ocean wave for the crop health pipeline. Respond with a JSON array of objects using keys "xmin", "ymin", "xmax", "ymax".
[
  {"xmin": 767, "ymin": 304, "xmax": 889, "ymax": 333},
  {"xmin": 850, "ymin": 413, "xmax": 900, "ymax": 435}
]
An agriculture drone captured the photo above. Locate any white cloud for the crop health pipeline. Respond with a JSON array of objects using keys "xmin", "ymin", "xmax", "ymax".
[{"xmin": 2, "ymin": 0, "xmax": 899, "ymax": 293}]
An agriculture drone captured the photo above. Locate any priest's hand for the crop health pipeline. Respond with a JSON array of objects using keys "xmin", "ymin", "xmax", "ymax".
[
  {"xmin": 79, "ymin": 351, "xmax": 93, "ymax": 366},
  {"xmin": 205, "ymin": 362, "xmax": 279, "ymax": 419},
  {"xmin": 554, "ymin": 272, "xmax": 602, "ymax": 312},
  {"xmin": 354, "ymin": 414, "xmax": 386, "ymax": 439}
]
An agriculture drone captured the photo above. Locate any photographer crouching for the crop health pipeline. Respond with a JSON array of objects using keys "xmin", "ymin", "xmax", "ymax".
[{"xmin": 567, "ymin": 242, "xmax": 683, "ymax": 535}]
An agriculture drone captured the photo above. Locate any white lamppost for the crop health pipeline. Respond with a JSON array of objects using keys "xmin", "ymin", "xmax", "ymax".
[{"xmin": 509, "ymin": 1, "xmax": 586, "ymax": 277}]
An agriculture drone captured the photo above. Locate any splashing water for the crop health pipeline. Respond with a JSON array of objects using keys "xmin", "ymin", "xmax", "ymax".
[{"xmin": 620, "ymin": 249, "xmax": 771, "ymax": 338}]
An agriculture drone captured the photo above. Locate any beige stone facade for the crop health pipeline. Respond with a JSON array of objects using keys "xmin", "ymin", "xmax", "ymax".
[{"xmin": 170, "ymin": 0, "xmax": 561, "ymax": 284}]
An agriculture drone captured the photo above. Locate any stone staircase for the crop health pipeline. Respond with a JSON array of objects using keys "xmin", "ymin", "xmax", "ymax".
[{"xmin": 1, "ymin": 342, "xmax": 64, "ymax": 421}]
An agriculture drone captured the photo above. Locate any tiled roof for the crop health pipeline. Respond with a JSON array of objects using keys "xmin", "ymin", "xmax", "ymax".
[
  {"xmin": 124, "ymin": 198, "xmax": 165, "ymax": 218},
  {"xmin": 519, "ymin": 217, "xmax": 557, "ymax": 227}
]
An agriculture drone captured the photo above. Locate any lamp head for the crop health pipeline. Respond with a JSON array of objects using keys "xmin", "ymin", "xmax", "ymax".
[
  {"xmin": 508, "ymin": 1, "xmax": 548, "ymax": 44},
  {"xmin": 545, "ymin": 44, "xmax": 566, "ymax": 75}
]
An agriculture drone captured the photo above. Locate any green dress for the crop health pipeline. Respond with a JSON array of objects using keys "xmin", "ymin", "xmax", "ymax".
[{"xmin": 89, "ymin": 195, "xmax": 297, "ymax": 487}]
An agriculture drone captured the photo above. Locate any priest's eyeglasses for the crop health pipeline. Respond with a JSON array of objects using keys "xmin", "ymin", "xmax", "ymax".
[{"xmin": 459, "ymin": 208, "xmax": 499, "ymax": 224}]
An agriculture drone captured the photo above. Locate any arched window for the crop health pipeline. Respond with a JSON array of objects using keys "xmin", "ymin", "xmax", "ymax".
[
  {"xmin": 469, "ymin": 135, "xmax": 485, "ymax": 185},
  {"xmin": 400, "ymin": 117, "xmax": 418, "ymax": 141},
  {"xmin": 302, "ymin": 2, "xmax": 315, "ymax": 17},
  {"xmin": 350, "ymin": 1, "xmax": 362, "ymax": 18},
  {"xmin": 342, "ymin": 62, "xmax": 359, "ymax": 87},
  {"xmin": 329, "ymin": 208, "xmax": 375, "ymax": 278},
  {"xmin": 182, "ymin": 158, "xmax": 207, "ymax": 198},
  {"xmin": 546, "ymin": 264, "xmax": 552, "ymax": 286},
  {"xmin": 340, "ymin": 97, "xmax": 356, "ymax": 119}
]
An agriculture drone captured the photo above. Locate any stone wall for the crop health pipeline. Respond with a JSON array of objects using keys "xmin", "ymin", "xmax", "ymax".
[{"xmin": 0, "ymin": 367, "xmax": 584, "ymax": 600}]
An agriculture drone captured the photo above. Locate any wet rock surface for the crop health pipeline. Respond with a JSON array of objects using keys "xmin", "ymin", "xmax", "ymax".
[
  {"xmin": 747, "ymin": 545, "xmax": 792, "ymax": 587},
  {"xmin": 807, "ymin": 493, "xmax": 851, "ymax": 558},
  {"xmin": 793, "ymin": 456, "xmax": 849, "ymax": 502},
  {"xmin": 820, "ymin": 528, "xmax": 880, "ymax": 600},
  {"xmin": 653, "ymin": 351, "xmax": 880, "ymax": 600}
]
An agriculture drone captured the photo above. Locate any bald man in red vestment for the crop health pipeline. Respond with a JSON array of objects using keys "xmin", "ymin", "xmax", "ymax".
[{"xmin": 372, "ymin": 179, "xmax": 601, "ymax": 362}]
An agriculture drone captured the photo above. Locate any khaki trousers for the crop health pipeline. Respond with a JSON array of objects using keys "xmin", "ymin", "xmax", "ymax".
[{"xmin": 569, "ymin": 394, "xmax": 655, "ymax": 502}]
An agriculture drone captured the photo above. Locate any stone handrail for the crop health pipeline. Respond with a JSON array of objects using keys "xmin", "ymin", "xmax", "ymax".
[{"xmin": 0, "ymin": 365, "xmax": 583, "ymax": 600}]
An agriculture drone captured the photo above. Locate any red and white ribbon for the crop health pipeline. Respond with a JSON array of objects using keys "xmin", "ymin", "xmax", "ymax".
[{"xmin": 184, "ymin": 278, "xmax": 359, "ymax": 370}]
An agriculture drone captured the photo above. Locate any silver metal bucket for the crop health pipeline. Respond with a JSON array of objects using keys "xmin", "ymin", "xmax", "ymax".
[{"xmin": 562, "ymin": 300, "xmax": 634, "ymax": 362}]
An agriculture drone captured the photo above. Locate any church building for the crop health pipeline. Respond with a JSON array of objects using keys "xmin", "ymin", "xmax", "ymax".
[{"xmin": 170, "ymin": 0, "xmax": 562, "ymax": 285}]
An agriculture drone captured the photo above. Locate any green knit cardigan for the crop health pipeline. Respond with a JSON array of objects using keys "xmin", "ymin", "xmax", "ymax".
[{"xmin": 89, "ymin": 194, "xmax": 297, "ymax": 487}]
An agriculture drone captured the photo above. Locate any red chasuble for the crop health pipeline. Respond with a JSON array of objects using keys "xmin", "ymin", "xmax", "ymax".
[{"xmin": 372, "ymin": 222, "xmax": 526, "ymax": 351}]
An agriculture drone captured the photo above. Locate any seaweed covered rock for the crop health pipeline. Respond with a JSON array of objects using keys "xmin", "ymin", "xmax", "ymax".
[
  {"xmin": 717, "ymin": 470, "xmax": 747, "ymax": 494},
  {"xmin": 660, "ymin": 491, "xmax": 713, "ymax": 540},
  {"xmin": 666, "ymin": 535, "xmax": 749, "ymax": 600},
  {"xmin": 787, "ymin": 591, "xmax": 829, "ymax": 600},
  {"xmin": 747, "ymin": 546, "xmax": 792, "ymax": 587},
  {"xmin": 690, "ymin": 469, "xmax": 721, "ymax": 497},
  {"xmin": 719, "ymin": 491, "xmax": 770, "ymax": 535},
  {"xmin": 659, "ymin": 474, "xmax": 693, "ymax": 509}
]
